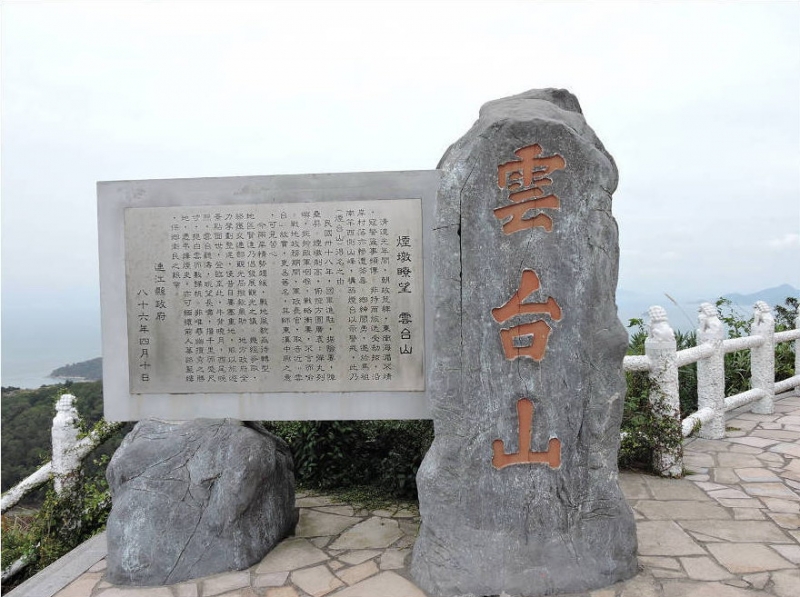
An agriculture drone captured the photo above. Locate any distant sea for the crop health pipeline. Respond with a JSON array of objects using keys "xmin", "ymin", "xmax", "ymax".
[
  {"xmin": 1, "ymin": 305, "xmax": 101, "ymax": 390},
  {"xmin": 2, "ymin": 284, "xmax": 795, "ymax": 390}
]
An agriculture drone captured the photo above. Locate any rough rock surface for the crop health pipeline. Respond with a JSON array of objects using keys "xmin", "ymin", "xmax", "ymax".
[
  {"xmin": 411, "ymin": 89, "xmax": 638, "ymax": 596},
  {"xmin": 105, "ymin": 418, "xmax": 297, "ymax": 586}
]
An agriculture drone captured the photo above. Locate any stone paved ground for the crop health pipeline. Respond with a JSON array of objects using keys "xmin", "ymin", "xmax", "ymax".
[{"xmin": 48, "ymin": 393, "xmax": 800, "ymax": 597}]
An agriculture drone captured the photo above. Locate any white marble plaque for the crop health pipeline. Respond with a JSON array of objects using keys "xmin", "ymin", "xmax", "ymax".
[{"xmin": 124, "ymin": 200, "xmax": 424, "ymax": 393}]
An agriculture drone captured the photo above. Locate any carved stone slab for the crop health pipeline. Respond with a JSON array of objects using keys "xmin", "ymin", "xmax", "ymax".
[
  {"xmin": 98, "ymin": 170, "xmax": 439, "ymax": 421},
  {"xmin": 411, "ymin": 89, "xmax": 638, "ymax": 596}
]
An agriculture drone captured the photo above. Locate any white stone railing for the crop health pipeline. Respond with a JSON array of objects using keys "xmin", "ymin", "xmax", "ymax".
[
  {"xmin": 1, "ymin": 394, "xmax": 121, "ymax": 583},
  {"xmin": 623, "ymin": 302, "xmax": 800, "ymax": 477}
]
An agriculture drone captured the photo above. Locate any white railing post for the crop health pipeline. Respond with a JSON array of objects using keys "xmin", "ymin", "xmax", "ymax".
[
  {"xmin": 52, "ymin": 394, "xmax": 81, "ymax": 494},
  {"xmin": 750, "ymin": 301, "xmax": 775, "ymax": 414},
  {"xmin": 696, "ymin": 303, "xmax": 725, "ymax": 439},
  {"xmin": 795, "ymin": 314, "xmax": 800, "ymax": 396},
  {"xmin": 644, "ymin": 306, "xmax": 682, "ymax": 476}
]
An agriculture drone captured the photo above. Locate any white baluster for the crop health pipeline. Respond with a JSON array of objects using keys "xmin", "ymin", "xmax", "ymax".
[
  {"xmin": 750, "ymin": 301, "xmax": 775, "ymax": 414},
  {"xmin": 52, "ymin": 394, "xmax": 81, "ymax": 493},
  {"xmin": 645, "ymin": 306, "xmax": 682, "ymax": 476},
  {"xmin": 696, "ymin": 303, "xmax": 725, "ymax": 439}
]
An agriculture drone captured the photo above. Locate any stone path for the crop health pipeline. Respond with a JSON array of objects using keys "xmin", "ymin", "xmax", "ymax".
[{"xmin": 31, "ymin": 393, "xmax": 800, "ymax": 597}]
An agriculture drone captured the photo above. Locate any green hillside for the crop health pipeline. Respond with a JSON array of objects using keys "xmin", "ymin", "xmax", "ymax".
[
  {"xmin": 0, "ymin": 381, "xmax": 118, "ymax": 494},
  {"xmin": 49, "ymin": 357, "xmax": 102, "ymax": 381}
]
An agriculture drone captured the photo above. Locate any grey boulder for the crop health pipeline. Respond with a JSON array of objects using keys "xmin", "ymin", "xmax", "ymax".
[{"xmin": 105, "ymin": 418, "xmax": 297, "ymax": 585}]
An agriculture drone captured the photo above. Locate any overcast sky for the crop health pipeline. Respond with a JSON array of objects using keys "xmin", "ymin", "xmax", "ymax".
[{"xmin": 2, "ymin": 0, "xmax": 799, "ymax": 338}]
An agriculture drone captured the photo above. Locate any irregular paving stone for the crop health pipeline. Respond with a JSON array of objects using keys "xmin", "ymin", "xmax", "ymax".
[
  {"xmin": 105, "ymin": 420, "xmax": 297, "ymax": 586},
  {"xmin": 617, "ymin": 474, "xmax": 651, "ymax": 499},
  {"xmin": 716, "ymin": 453, "xmax": 764, "ymax": 468},
  {"xmin": 711, "ymin": 493, "xmax": 761, "ymax": 505},
  {"xmin": 771, "ymin": 568, "xmax": 800, "ymax": 597},
  {"xmin": 728, "ymin": 437, "xmax": 779, "ymax": 448},
  {"xmin": 295, "ymin": 509, "xmax": 359, "ymax": 537},
  {"xmin": 679, "ymin": 520, "xmax": 791, "ymax": 543},
  {"xmin": 330, "ymin": 517, "xmax": 403, "ymax": 550},
  {"xmin": 743, "ymin": 572, "xmax": 771, "ymax": 589},
  {"xmin": 685, "ymin": 473, "xmax": 710, "ymax": 482},
  {"xmin": 769, "ymin": 442, "xmax": 800, "ymax": 458},
  {"xmin": 265, "ymin": 588, "xmax": 300, "ymax": 597},
  {"xmin": 766, "ymin": 511, "xmax": 800, "ymax": 528},
  {"xmin": 336, "ymin": 560, "xmax": 379, "ymax": 585},
  {"xmin": 313, "ymin": 505, "xmax": 356, "ymax": 516},
  {"xmin": 776, "ymin": 415, "xmax": 800, "ymax": 425},
  {"xmin": 772, "ymin": 544, "xmax": 800, "ymax": 564},
  {"xmin": 634, "ymin": 500, "xmax": 731, "ymax": 520},
  {"xmin": 636, "ymin": 521, "xmax": 706, "ymax": 556},
  {"xmin": 742, "ymin": 483, "xmax": 799, "ymax": 499},
  {"xmin": 412, "ymin": 88, "xmax": 636, "ymax": 597},
  {"xmin": 754, "ymin": 430, "xmax": 799, "ymax": 441},
  {"xmin": 310, "ymin": 536, "xmax": 332, "ymax": 549},
  {"xmin": 253, "ymin": 571, "xmax": 290, "ymax": 588},
  {"xmin": 642, "ymin": 477, "xmax": 710, "ymax": 501},
  {"xmin": 337, "ymin": 550, "xmax": 381, "ymax": 565},
  {"xmin": 686, "ymin": 531, "xmax": 724, "ymax": 543},
  {"xmin": 202, "ymin": 571, "xmax": 251, "ymax": 596},
  {"xmin": 328, "ymin": 571, "xmax": 427, "ymax": 597},
  {"xmin": 618, "ymin": 572, "xmax": 660, "ymax": 597},
  {"xmin": 638, "ymin": 555, "xmax": 682, "ymax": 570},
  {"xmin": 693, "ymin": 481, "xmax": 729, "ymax": 491},
  {"xmin": 726, "ymin": 444, "xmax": 764, "ymax": 455},
  {"xmin": 661, "ymin": 580, "xmax": 772, "ymax": 597},
  {"xmin": 173, "ymin": 583, "xmax": 199, "ymax": 597},
  {"xmin": 651, "ymin": 569, "xmax": 686, "ymax": 579},
  {"xmin": 679, "ymin": 556, "xmax": 732, "ymax": 581},
  {"xmin": 379, "ymin": 548, "xmax": 409, "ymax": 570},
  {"xmin": 712, "ymin": 468, "xmax": 741, "ymax": 484},
  {"xmin": 53, "ymin": 572, "xmax": 103, "ymax": 597},
  {"xmin": 759, "ymin": 497, "xmax": 800, "ymax": 513},
  {"xmin": 735, "ymin": 467, "xmax": 781, "ymax": 482},
  {"xmin": 255, "ymin": 538, "xmax": 328, "ymax": 574},
  {"xmin": 683, "ymin": 452, "xmax": 716, "ymax": 468},
  {"xmin": 707, "ymin": 543, "xmax": 794, "ymax": 573},
  {"xmin": 95, "ymin": 587, "xmax": 174, "ymax": 597},
  {"xmin": 291, "ymin": 565, "xmax": 344, "ymax": 597},
  {"xmin": 731, "ymin": 508, "xmax": 766, "ymax": 519}
]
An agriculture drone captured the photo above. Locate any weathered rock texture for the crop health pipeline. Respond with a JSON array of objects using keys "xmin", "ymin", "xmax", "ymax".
[
  {"xmin": 105, "ymin": 419, "xmax": 297, "ymax": 585},
  {"xmin": 411, "ymin": 89, "xmax": 637, "ymax": 596}
]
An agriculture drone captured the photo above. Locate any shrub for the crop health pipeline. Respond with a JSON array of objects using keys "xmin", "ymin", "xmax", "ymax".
[{"xmin": 263, "ymin": 419, "xmax": 433, "ymax": 499}]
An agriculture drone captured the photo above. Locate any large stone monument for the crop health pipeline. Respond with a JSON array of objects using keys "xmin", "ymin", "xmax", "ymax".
[
  {"xmin": 411, "ymin": 89, "xmax": 638, "ymax": 596},
  {"xmin": 97, "ymin": 171, "xmax": 440, "ymax": 585}
]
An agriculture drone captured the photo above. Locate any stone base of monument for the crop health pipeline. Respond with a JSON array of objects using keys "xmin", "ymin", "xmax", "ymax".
[
  {"xmin": 105, "ymin": 419, "xmax": 297, "ymax": 586},
  {"xmin": 412, "ymin": 436, "xmax": 638, "ymax": 596}
]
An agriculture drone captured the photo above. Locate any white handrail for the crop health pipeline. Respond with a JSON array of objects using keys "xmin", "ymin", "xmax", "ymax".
[
  {"xmin": 623, "ymin": 303, "xmax": 799, "ymax": 477},
  {"xmin": 1, "ymin": 397, "xmax": 121, "ymax": 513}
]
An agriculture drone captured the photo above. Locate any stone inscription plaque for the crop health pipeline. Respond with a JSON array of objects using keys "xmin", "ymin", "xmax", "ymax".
[{"xmin": 125, "ymin": 200, "xmax": 424, "ymax": 394}]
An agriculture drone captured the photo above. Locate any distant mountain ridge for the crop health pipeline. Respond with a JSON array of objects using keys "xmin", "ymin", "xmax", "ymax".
[
  {"xmin": 616, "ymin": 284, "xmax": 798, "ymax": 332},
  {"xmin": 49, "ymin": 357, "xmax": 102, "ymax": 381},
  {"xmin": 721, "ymin": 284, "xmax": 799, "ymax": 308}
]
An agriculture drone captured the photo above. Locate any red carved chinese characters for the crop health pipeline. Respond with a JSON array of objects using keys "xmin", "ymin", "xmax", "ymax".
[
  {"xmin": 491, "ymin": 144, "xmax": 566, "ymax": 470},
  {"xmin": 492, "ymin": 398, "xmax": 561, "ymax": 470},
  {"xmin": 492, "ymin": 269, "xmax": 562, "ymax": 361},
  {"xmin": 494, "ymin": 144, "xmax": 565, "ymax": 234}
]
